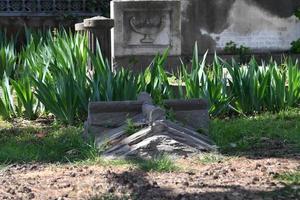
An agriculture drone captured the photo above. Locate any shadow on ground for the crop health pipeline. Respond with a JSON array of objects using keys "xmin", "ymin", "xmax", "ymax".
[{"xmin": 91, "ymin": 168, "xmax": 300, "ymax": 200}]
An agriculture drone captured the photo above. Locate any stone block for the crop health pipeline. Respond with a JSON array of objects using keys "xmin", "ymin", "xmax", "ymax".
[{"xmin": 111, "ymin": 0, "xmax": 181, "ymax": 56}]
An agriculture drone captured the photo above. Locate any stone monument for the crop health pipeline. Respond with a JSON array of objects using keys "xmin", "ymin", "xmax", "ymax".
[
  {"xmin": 111, "ymin": 0, "xmax": 181, "ymax": 69},
  {"xmin": 84, "ymin": 93, "xmax": 214, "ymax": 159}
]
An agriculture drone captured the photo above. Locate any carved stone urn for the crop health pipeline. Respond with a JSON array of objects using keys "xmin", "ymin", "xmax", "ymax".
[{"xmin": 130, "ymin": 15, "xmax": 166, "ymax": 44}]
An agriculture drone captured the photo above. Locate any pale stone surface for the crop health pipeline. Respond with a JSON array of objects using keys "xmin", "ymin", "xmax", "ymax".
[
  {"xmin": 111, "ymin": 0, "xmax": 181, "ymax": 56},
  {"xmin": 106, "ymin": 135, "xmax": 202, "ymax": 158},
  {"xmin": 181, "ymin": 0, "xmax": 300, "ymax": 53},
  {"xmin": 103, "ymin": 120, "xmax": 216, "ymax": 158},
  {"xmin": 202, "ymin": 0, "xmax": 300, "ymax": 51}
]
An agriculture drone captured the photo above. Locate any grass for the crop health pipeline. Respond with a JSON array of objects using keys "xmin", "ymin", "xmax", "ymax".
[
  {"xmin": 197, "ymin": 153, "xmax": 227, "ymax": 164},
  {"xmin": 0, "ymin": 122, "xmax": 99, "ymax": 163},
  {"xmin": 0, "ymin": 163, "xmax": 8, "ymax": 171},
  {"xmin": 1, "ymin": 109, "xmax": 300, "ymax": 167},
  {"xmin": 210, "ymin": 109, "xmax": 300, "ymax": 153},
  {"xmin": 134, "ymin": 154, "xmax": 178, "ymax": 172},
  {"xmin": 0, "ymin": 119, "xmax": 178, "ymax": 172},
  {"xmin": 275, "ymin": 171, "xmax": 300, "ymax": 185},
  {"xmin": 125, "ymin": 118, "xmax": 139, "ymax": 136}
]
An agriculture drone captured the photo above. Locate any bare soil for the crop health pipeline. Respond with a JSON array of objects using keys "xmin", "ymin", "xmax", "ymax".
[{"xmin": 0, "ymin": 153, "xmax": 299, "ymax": 200}]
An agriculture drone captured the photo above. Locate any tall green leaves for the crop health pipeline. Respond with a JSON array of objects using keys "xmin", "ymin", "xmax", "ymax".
[
  {"xmin": 0, "ymin": 73, "xmax": 15, "ymax": 119},
  {"xmin": 181, "ymin": 43, "xmax": 300, "ymax": 116},
  {"xmin": 32, "ymin": 31, "xmax": 89, "ymax": 124},
  {"xmin": 225, "ymin": 58, "xmax": 300, "ymax": 114},
  {"xmin": 181, "ymin": 43, "xmax": 231, "ymax": 116},
  {"xmin": 1, "ymin": 30, "xmax": 300, "ymax": 123},
  {"xmin": 0, "ymin": 43, "xmax": 17, "ymax": 80},
  {"xmin": 140, "ymin": 49, "xmax": 173, "ymax": 104}
]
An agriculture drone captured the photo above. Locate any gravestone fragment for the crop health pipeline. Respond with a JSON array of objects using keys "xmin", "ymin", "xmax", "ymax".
[{"xmin": 84, "ymin": 93, "xmax": 215, "ymax": 159}]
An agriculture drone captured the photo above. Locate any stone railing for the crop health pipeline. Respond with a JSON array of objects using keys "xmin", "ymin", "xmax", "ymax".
[{"xmin": 0, "ymin": 0, "xmax": 106, "ymax": 16}]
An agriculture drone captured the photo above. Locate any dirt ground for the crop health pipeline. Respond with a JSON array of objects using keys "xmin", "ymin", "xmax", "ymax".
[{"xmin": 0, "ymin": 153, "xmax": 299, "ymax": 200}]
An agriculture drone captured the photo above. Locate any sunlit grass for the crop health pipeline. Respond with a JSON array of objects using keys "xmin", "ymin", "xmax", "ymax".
[
  {"xmin": 275, "ymin": 171, "xmax": 300, "ymax": 185},
  {"xmin": 210, "ymin": 108, "xmax": 300, "ymax": 153}
]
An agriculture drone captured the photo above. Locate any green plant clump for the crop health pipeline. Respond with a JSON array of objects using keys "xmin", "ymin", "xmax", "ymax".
[
  {"xmin": 291, "ymin": 39, "xmax": 300, "ymax": 53},
  {"xmin": 137, "ymin": 154, "xmax": 178, "ymax": 172},
  {"xmin": 1, "ymin": 30, "xmax": 300, "ymax": 124},
  {"xmin": 224, "ymin": 41, "xmax": 250, "ymax": 63}
]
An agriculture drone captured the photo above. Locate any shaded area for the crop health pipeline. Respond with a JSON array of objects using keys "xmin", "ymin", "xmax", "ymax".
[
  {"xmin": 249, "ymin": 0, "xmax": 300, "ymax": 18},
  {"xmin": 0, "ymin": 150, "xmax": 299, "ymax": 199},
  {"xmin": 92, "ymin": 169, "xmax": 300, "ymax": 200}
]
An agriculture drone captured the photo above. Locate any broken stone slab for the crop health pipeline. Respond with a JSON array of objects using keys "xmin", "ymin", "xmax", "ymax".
[
  {"xmin": 142, "ymin": 103, "xmax": 166, "ymax": 123},
  {"xmin": 104, "ymin": 133, "xmax": 213, "ymax": 159},
  {"xmin": 88, "ymin": 114, "xmax": 147, "ymax": 146},
  {"xmin": 164, "ymin": 99, "xmax": 209, "ymax": 133},
  {"xmin": 103, "ymin": 120, "xmax": 216, "ymax": 159},
  {"xmin": 137, "ymin": 92, "xmax": 153, "ymax": 104},
  {"xmin": 88, "ymin": 112, "xmax": 139, "ymax": 127},
  {"xmin": 87, "ymin": 98, "xmax": 209, "ymax": 131},
  {"xmin": 84, "ymin": 93, "xmax": 213, "ymax": 159},
  {"xmin": 161, "ymin": 120, "xmax": 212, "ymax": 145}
]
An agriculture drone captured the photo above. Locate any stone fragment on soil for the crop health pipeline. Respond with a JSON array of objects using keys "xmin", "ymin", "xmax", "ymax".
[{"xmin": 85, "ymin": 93, "xmax": 216, "ymax": 159}]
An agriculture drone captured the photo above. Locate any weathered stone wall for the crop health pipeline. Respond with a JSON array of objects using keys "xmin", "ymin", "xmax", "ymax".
[
  {"xmin": 181, "ymin": 0, "xmax": 300, "ymax": 54},
  {"xmin": 0, "ymin": 16, "xmax": 78, "ymax": 31}
]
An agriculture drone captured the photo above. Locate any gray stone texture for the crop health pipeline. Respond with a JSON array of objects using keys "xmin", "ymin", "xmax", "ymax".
[
  {"xmin": 111, "ymin": 0, "xmax": 300, "ymax": 70},
  {"xmin": 181, "ymin": 0, "xmax": 300, "ymax": 54}
]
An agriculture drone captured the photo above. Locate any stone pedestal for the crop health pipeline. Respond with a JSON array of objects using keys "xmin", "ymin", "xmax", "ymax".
[
  {"xmin": 111, "ymin": 0, "xmax": 181, "ymax": 69},
  {"xmin": 75, "ymin": 16, "xmax": 114, "ymax": 66}
]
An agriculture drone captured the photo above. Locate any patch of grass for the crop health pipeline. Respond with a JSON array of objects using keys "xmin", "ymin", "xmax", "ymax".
[
  {"xmin": 197, "ymin": 153, "xmax": 226, "ymax": 164},
  {"xmin": 210, "ymin": 109, "xmax": 300, "ymax": 153},
  {"xmin": 275, "ymin": 171, "xmax": 300, "ymax": 185},
  {"xmin": 78, "ymin": 157, "xmax": 134, "ymax": 167},
  {"xmin": 135, "ymin": 154, "xmax": 178, "ymax": 172},
  {"xmin": 125, "ymin": 119, "xmax": 139, "ymax": 136},
  {"xmin": 0, "ymin": 121, "xmax": 99, "ymax": 163},
  {"xmin": 0, "ymin": 119, "xmax": 11, "ymax": 129},
  {"xmin": 82, "ymin": 155, "xmax": 178, "ymax": 173},
  {"xmin": 0, "ymin": 163, "xmax": 8, "ymax": 172}
]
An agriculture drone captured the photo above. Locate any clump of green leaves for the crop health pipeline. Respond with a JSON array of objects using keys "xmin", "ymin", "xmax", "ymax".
[
  {"xmin": 125, "ymin": 118, "xmax": 139, "ymax": 136},
  {"xmin": 181, "ymin": 43, "xmax": 233, "ymax": 116},
  {"xmin": 139, "ymin": 49, "xmax": 174, "ymax": 104},
  {"xmin": 291, "ymin": 39, "xmax": 300, "ymax": 53},
  {"xmin": 224, "ymin": 41, "xmax": 251, "ymax": 63}
]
